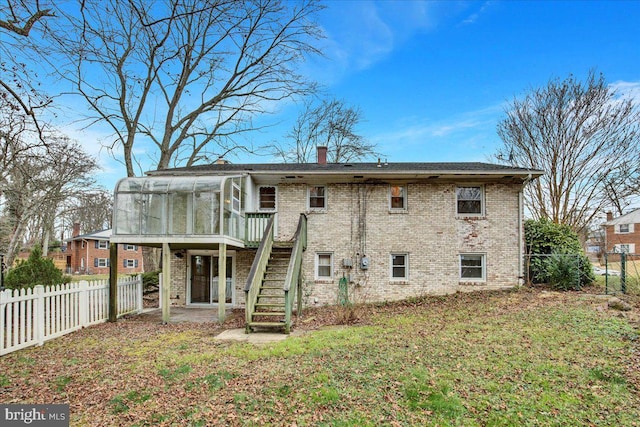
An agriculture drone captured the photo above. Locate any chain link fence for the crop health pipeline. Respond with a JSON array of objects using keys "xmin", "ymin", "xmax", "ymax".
[
  {"xmin": 602, "ymin": 252, "xmax": 640, "ymax": 295},
  {"xmin": 524, "ymin": 254, "xmax": 593, "ymax": 291}
]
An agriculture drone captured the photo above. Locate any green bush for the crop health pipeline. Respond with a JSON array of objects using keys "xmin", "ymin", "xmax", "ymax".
[
  {"xmin": 3, "ymin": 247, "xmax": 71, "ymax": 290},
  {"xmin": 545, "ymin": 252, "xmax": 582, "ymax": 290},
  {"xmin": 525, "ymin": 218, "xmax": 594, "ymax": 289},
  {"xmin": 141, "ymin": 270, "xmax": 160, "ymax": 291}
]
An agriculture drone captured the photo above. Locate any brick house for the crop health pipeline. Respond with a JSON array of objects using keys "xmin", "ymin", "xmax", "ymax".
[
  {"xmin": 110, "ymin": 148, "xmax": 542, "ymax": 328},
  {"xmin": 64, "ymin": 224, "xmax": 144, "ymax": 275},
  {"xmin": 604, "ymin": 209, "xmax": 640, "ymax": 254}
]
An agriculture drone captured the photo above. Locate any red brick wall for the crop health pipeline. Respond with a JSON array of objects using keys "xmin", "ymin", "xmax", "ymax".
[
  {"xmin": 605, "ymin": 223, "xmax": 640, "ymax": 253},
  {"xmin": 63, "ymin": 240, "xmax": 144, "ymax": 275}
]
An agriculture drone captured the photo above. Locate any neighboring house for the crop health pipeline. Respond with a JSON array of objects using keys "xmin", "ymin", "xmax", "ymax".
[
  {"xmin": 603, "ymin": 209, "xmax": 640, "ymax": 254},
  {"xmin": 110, "ymin": 147, "xmax": 542, "ymax": 328},
  {"xmin": 64, "ymin": 223, "xmax": 144, "ymax": 275},
  {"xmin": 584, "ymin": 228, "xmax": 605, "ymax": 262}
]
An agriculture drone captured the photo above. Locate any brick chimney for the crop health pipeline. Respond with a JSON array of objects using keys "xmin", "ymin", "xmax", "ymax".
[
  {"xmin": 317, "ymin": 146, "xmax": 327, "ymax": 165},
  {"xmin": 72, "ymin": 223, "xmax": 81, "ymax": 238},
  {"xmin": 606, "ymin": 212, "xmax": 613, "ymax": 222}
]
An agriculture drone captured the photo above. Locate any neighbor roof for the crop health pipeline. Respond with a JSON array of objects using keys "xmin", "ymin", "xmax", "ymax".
[
  {"xmin": 604, "ymin": 208, "xmax": 640, "ymax": 226},
  {"xmin": 65, "ymin": 229, "xmax": 111, "ymax": 242}
]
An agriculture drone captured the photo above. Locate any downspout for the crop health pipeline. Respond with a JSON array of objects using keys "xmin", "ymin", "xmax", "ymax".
[
  {"xmin": 519, "ymin": 173, "xmax": 533, "ymax": 286},
  {"xmin": 84, "ymin": 239, "xmax": 89, "ymax": 274}
]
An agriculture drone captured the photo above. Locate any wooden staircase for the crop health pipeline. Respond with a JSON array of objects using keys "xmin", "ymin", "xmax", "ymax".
[{"xmin": 246, "ymin": 247, "xmax": 292, "ymax": 332}]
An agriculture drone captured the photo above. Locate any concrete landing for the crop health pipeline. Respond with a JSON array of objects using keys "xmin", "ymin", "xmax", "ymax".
[{"xmin": 214, "ymin": 328, "xmax": 292, "ymax": 344}]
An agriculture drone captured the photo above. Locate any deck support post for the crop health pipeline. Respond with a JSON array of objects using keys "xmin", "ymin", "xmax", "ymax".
[
  {"xmin": 162, "ymin": 243, "xmax": 171, "ymax": 323},
  {"xmin": 108, "ymin": 243, "xmax": 118, "ymax": 322},
  {"xmin": 218, "ymin": 243, "xmax": 227, "ymax": 323}
]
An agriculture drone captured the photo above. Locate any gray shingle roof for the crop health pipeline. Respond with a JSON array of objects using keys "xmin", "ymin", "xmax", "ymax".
[{"xmin": 147, "ymin": 161, "xmax": 543, "ymax": 176}]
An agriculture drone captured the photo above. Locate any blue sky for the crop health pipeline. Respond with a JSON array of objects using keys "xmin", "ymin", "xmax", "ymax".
[{"xmin": 65, "ymin": 0, "xmax": 640, "ymax": 188}]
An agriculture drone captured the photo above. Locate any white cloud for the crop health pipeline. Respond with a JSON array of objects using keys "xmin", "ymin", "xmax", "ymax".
[
  {"xmin": 609, "ymin": 80, "xmax": 640, "ymax": 104},
  {"xmin": 460, "ymin": 1, "xmax": 493, "ymax": 25},
  {"xmin": 310, "ymin": 1, "xmax": 470, "ymax": 85},
  {"xmin": 370, "ymin": 103, "xmax": 505, "ymax": 162}
]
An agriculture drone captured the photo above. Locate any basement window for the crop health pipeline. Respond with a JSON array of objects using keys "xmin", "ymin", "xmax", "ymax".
[
  {"xmin": 460, "ymin": 254, "xmax": 485, "ymax": 281},
  {"xmin": 316, "ymin": 252, "xmax": 333, "ymax": 280}
]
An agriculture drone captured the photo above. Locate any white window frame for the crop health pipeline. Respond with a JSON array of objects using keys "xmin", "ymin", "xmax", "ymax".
[
  {"xmin": 124, "ymin": 259, "xmax": 136, "ymax": 268},
  {"xmin": 124, "ymin": 244, "xmax": 137, "ymax": 251},
  {"xmin": 232, "ymin": 182, "xmax": 242, "ymax": 214},
  {"xmin": 390, "ymin": 253, "xmax": 409, "ymax": 280},
  {"xmin": 97, "ymin": 240, "xmax": 108, "ymax": 249},
  {"xmin": 459, "ymin": 253, "xmax": 486, "ymax": 281},
  {"xmin": 315, "ymin": 252, "xmax": 333, "ymax": 280},
  {"xmin": 257, "ymin": 186, "xmax": 277, "ymax": 212},
  {"xmin": 308, "ymin": 185, "xmax": 327, "ymax": 210},
  {"xmin": 616, "ymin": 223, "xmax": 632, "ymax": 234},
  {"xmin": 456, "ymin": 185, "xmax": 484, "ymax": 216},
  {"xmin": 96, "ymin": 258, "xmax": 109, "ymax": 268},
  {"xmin": 614, "ymin": 244, "xmax": 635, "ymax": 254},
  {"xmin": 389, "ymin": 185, "xmax": 407, "ymax": 211}
]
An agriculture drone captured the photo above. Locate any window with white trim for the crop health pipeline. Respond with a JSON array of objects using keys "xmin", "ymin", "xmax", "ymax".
[
  {"xmin": 456, "ymin": 186, "xmax": 484, "ymax": 216},
  {"xmin": 390, "ymin": 253, "xmax": 408, "ymax": 280},
  {"xmin": 316, "ymin": 252, "xmax": 333, "ymax": 279},
  {"xmin": 123, "ymin": 259, "xmax": 139, "ymax": 268},
  {"xmin": 124, "ymin": 244, "xmax": 138, "ymax": 251},
  {"xmin": 94, "ymin": 258, "xmax": 109, "ymax": 268},
  {"xmin": 308, "ymin": 186, "xmax": 326, "ymax": 210},
  {"xmin": 232, "ymin": 183, "xmax": 241, "ymax": 213},
  {"xmin": 617, "ymin": 223, "xmax": 631, "ymax": 233},
  {"xmin": 390, "ymin": 185, "xmax": 407, "ymax": 210},
  {"xmin": 96, "ymin": 240, "xmax": 108, "ymax": 249},
  {"xmin": 460, "ymin": 254, "xmax": 485, "ymax": 280},
  {"xmin": 258, "ymin": 186, "xmax": 276, "ymax": 211},
  {"xmin": 614, "ymin": 244, "xmax": 635, "ymax": 254}
]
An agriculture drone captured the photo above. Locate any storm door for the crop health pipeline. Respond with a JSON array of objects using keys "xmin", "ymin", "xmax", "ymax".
[{"xmin": 189, "ymin": 253, "xmax": 234, "ymax": 305}]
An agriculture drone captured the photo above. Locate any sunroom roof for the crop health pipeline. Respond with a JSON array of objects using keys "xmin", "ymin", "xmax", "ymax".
[{"xmin": 115, "ymin": 176, "xmax": 228, "ymax": 193}]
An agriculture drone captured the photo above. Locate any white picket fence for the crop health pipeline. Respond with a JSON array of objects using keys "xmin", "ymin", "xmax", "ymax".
[{"xmin": 0, "ymin": 275, "xmax": 143, "ymax": 356}]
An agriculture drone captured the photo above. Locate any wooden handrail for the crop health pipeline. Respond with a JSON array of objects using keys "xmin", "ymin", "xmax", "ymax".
[
  {"xmin": 284, "ymin": 214, "xmax": 307, "ymax": 333},
  {"xmin": 244, "ymin": 216, "xmax": 275, "ymax": 330}
]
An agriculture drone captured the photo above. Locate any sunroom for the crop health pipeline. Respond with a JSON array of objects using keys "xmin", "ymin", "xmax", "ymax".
[{"xmin": 110, "ymin": 175, "xmax": 271, "ymax": 323}]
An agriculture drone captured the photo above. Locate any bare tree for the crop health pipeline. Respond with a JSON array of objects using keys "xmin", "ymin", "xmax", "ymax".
[
  {"xmin": 496, "ymin": 71, "xmax": 640, "ymax": 235},
  {"xmin": 272, "ymin": 97, "xmax": 378, "ymax": 163},
  {"xmin": 1, "ymin": 135, "xmax": 99, "ymax": 264},
  {"xmin": 44, "ymin": 0, "xmax": 323, "ymax": 176},
  {"xmin": 0, "ymin": 0, "xmax": 55, "ymax": 139}
]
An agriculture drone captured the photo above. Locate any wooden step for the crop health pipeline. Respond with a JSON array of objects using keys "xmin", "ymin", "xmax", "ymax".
[
  {"xmin": 247, "ymin": 321, "xmax": 286, "ymax": 330},
  {"xmin": 252, "ymin": 311, "xmax": 285, "ymax": 317},
  {"xmin": 255, "ymin": 303, "xmax": 285, "ymax": 309}
]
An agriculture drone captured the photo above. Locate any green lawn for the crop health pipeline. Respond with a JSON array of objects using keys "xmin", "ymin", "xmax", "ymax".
[{"xmin": 1, "ymin": 288, "xmax": 638, "ymax": 426}]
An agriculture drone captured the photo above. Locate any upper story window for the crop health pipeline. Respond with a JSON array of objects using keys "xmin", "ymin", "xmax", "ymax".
[
  {"xmin": 618, "ymin": 224, "xmax": 630, "ymax": 233},
  {"xmin": 390, "ymin": 253, "xmax": 408, "ymax": 280},
  {"xmin": 258, "ymin": 186, "xmax": 276, "ymax": 211},
  {"xmin": 460, "ymin": 253, "xmax": 485, "ymax": 281},
  {"xmin": 232, "ymin": 183, "xmax": 241, "ymax": 213},
  {"xmin": 390, "ymin": 185, "xmax": 407, "ymax": 210},
  {"xmin": 456, "ymin": 186, "xmax": 484, "ymax": 216},
  {"xmin": 308, "ymin": 186, "xmax": 326, "ymax": 210},
  {"xmin": 124, "ymin": 244, "xmax": 138, "ymax": 251},
  {"xmin": 96, "ymin": 240, "xmax": 108, "ymax": 249}
]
